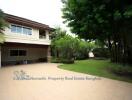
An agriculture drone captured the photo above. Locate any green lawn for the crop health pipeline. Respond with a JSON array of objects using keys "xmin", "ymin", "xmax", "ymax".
[{"xmin": 59, "ymin": 59, "xmax": 132, "ymax": 83}]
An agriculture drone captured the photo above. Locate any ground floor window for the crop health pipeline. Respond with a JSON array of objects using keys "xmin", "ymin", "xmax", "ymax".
[{"xmin": 10, "ymin": 50, "xmax": 27, "ymax": 56}]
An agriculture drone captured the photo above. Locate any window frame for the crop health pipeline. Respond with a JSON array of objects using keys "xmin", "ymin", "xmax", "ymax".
[
  {"xmin": 11, "ymin": 25, "xmax": 17, "ymax": 33},
  {"xmin": 10, "ymin": 24, "xmax": 32, "ymax": 35},
  {"xmin": 10, "ymin": 49, "xmax": 27, "ymax": 56}
]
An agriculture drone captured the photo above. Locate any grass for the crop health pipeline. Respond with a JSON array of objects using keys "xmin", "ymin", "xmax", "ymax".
[{"xmin": 59, "ymin": 59, "xmax": 132, "ymax": 83}]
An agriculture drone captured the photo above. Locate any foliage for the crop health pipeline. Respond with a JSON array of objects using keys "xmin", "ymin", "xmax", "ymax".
[
  {"xmin": 51, "ymin": 26, "xmax": 66, "ymax": 41},
  {"xmin": 108, "ymin": 64, "xmax": 132, "ymax": 77},
  {"xmin": 51, "ymin": 27, "xmax": 78, "ymax": 63},
  {"xmin": 51, "ymin": 27, "xmax": 96, "ymax": 63},
  {"xmin": 0, "ymin": 9, "xmax": 7, "ymax": 43},
  {"xmin": 51, "ymin": 57, "xmax": 74, "ymax": 64},
  {"xmin": 59, "ymin": 59, "xmax": 132, "ymax": 83},
  {"xmin": 62, "ymin": 0, "xmax": 132, "ymax": 64},
  {"xmin": 75, "ymin": 41, "xmax": 96, "ymax": 60},
  {"xmin": 93, "ymin": 48, "xmax": 110, "ymax": 58},
  {"xmin": 75, "ymin": 41, "xmax": 89, "ymax": 60},
  {"xmin": 51, "ymin": 27, "xmax": 67, "ymax": 58},
  {"xmin": 0, "ymin": 34, "xmax": 5, "ymax": 43},
  {"xmin": 53, "ymin": 34, "xmax": 79, "ymax": 61}
]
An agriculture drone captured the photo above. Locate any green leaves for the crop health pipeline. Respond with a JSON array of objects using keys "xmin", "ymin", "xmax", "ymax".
[
  {"xmin": 51, "ymin": 27, "xmax": 96, "ymax": 60},
  {"xmin": 62, "ymin": 0, "xmax": 132, "ymax": 64},
  {"xmin": 0, "ymin": 9, "xmax": 7, "ymax": 43},
  {"xmin": 0, "ymin": 34, "xmax": 5, "ymax": 43}
]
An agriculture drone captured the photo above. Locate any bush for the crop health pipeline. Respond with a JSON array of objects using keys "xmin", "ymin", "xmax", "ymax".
[
  {"xmin": 51, "ymin": 57, "xmax": 74, "ymax": 64},
  {"xmin": 76, "ymin": 55, "xmax": 88, "ymax": 60},
  {"xmin": 93, "ymin": 48, "xmax": 110, "ymax": 58},
  {"xmin": 108, "ymin": 65, "xmax": 132, "ymax": 77},
  {"xmin": 75, "ymin": 41, "xmax": 96, "ymax": 60},
  {"xmin": 51, "ymin": 57, "xmax": 61, "ymax": 63},
  {"xmin": 60, "ymin": 58, "xmax": 74, "ymax": 64}
]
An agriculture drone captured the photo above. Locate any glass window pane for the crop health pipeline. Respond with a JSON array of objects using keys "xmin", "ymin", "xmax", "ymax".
[
  {"xmin": 10, "ymin": 50, "xmax": 19, "ymax": 56},
  {"xmin": 11, "ymin": 25, "xmax": 17, "ymax": 33},
  {"xmin": 23, "ymin": 27, "xmax": 28, "ymax": 34},
  {"xmin": 16, "ymin": 26, "xmax": 22, "ymax": 33},
  {"xmin": 23, "ymin": 27, "xmax": 32, "ymax": 35},
  {"xmin": 28, "ymin": 29, "xmax": 32, "ymax": 35},
  {"xmin": 19, "ymin": 50, "xmax": 26, "ymax": 56}
]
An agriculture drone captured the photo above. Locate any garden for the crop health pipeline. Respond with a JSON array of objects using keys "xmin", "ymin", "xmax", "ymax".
[{"xmin": 50, "ymin": 27, "xmax": 132, "ymax": 83}]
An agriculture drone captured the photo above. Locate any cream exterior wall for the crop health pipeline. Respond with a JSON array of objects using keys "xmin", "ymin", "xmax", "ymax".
[{"xmin": 3, "ymin": 23, "xmax": 51, "ymax": 45}]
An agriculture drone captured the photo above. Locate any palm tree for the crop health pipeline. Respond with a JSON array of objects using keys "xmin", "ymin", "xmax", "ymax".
[{"xmin": 0, "ymin": 9, "xmax": 7, "ymax": 43}]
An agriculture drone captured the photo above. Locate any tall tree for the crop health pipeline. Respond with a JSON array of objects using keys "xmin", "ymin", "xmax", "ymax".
[
  {"xmin": 62, "ymin": 0, "xmax": 132, "ymax": 64},
  {"xmin": 0, "ymin": 9, "xmax": 7, "ymax": 43}
]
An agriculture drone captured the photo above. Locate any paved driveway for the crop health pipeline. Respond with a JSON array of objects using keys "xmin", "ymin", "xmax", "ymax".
[{"xmin": 0, "ymin": 63, "xmax": 132, "ymax": 100}]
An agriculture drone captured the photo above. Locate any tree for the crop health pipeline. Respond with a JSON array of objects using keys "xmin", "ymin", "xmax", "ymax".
[
  {"xmin": 0, "ymin": 9, "xmax": 7, "ymax": 43},
  {"xmin": 51, "ymin": 27, "xmax": 97, "ymax": 63},
  {"xmin": 76, "ymin": 40, "xmax": 96, "ymax": 60},
  {"xmin": 62, "ymin": 0, "xmax": 132, "ymax": 64},
  {"xmin": 51, "ymin": 27, "xmax": 67, "ymax": 58},
  {"xmin": 55, "ymin": 35, "xmax": 79, "ymax": 60}
]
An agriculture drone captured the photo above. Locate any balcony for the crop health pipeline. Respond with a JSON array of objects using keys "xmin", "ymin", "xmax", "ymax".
[{"xmin": 39, "ymin": 35, "xmax": 46, "ymax": 39}]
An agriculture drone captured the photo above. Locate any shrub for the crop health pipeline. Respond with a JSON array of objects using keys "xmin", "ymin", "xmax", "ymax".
[
  {"xmin": 51, "ymin": 27, "xmax": 96, "ymax": 62},
  {"xmin": 75, "ymin": 41, "xmax": 89, "ymax": 60},
  {"xmin": 93, "ymin": 48, "xmax": 110, "ymax": 58},
  {"xmin": 60, "ymin": 58, "xmax": 74, "ymax": 64},
  {"xmin": 51, "ymin": 57, "xmax": 61, "ymax": 63},
  {"xmin": 108, "ymin": 64, "xmax": 132, "ymax": 77},
  {"xmin": 51, "ymin": 57, "xmax": 74, "ymax": 64}
]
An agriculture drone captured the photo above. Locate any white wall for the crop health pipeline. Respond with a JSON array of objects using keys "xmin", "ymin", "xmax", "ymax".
[{"xmin": 4, "ymin": 23, "xmax": 51, "ymax": 45}]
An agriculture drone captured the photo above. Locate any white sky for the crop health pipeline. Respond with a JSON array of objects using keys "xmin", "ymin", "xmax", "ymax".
[{"xmin": 0, "ymin": 0, "xmax": 72, "ymax": 34}]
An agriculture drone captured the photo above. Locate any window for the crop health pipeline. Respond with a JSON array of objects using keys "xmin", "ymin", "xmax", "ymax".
[
  {"xmin": 19, "ymin": 50, "xmax": 26, "ymax": 56},
  {"xmin": 39, "ymin": 30, "xmax": 46, "ymax": 39},
  {"xmin": 10, "ymin": 50, "xmax": 27, "ymax": 56},
  {"xmin": 16, "ymin": 26, "xmax": 22, "ymax": 33},
  {"xmin": 28, "ymin": 29, "xmax": 32, "ymax": 35},
  {"xmin": 11, "ymin": 25, "xmax": 17, "ymax": 33},
  {"xmin": 23, "ymin": 27, "xmax": 28, "ymax": 35},
  {"xmin": 11, "ymin": 24, "xmax": 32, "ymax": 35},
  {"xmin": 23, "ymin": 27, "xmax": 32, "ymax": 35},
  {"xmin": 10, "ymin": 50, "xmax": 19, "ymax": 56}
]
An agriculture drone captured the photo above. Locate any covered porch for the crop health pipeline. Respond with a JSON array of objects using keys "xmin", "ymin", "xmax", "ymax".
[{"xmin": 0, "ymin": 42, "xmax": 51, "ymax": 67}]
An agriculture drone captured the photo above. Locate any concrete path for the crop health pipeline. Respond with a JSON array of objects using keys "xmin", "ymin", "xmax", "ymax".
[{"xmin": 0, "ymin": 63, "xmax": 132, "ymax": 100}]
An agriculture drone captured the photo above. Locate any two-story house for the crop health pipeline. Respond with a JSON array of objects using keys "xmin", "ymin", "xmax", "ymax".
[{"xmin": 0, "ymin": 13, "xmax": 54, "ymax": 67}]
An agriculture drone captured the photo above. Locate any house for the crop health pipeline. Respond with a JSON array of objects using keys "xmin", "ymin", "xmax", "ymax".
[{"xmin": 0, "ymin": 13, "xmax": 54, "ymax": 67}]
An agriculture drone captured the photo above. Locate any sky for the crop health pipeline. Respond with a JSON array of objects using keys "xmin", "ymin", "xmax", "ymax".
[{"xmin": 0, "ymin": 0, "xmax": 72, "ymax": 34}]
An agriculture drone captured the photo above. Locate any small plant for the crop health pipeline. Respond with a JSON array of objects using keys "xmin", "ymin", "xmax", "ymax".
[{"xmin": 108, "ymin": 64, "xmax": 132, "ymax": 77}]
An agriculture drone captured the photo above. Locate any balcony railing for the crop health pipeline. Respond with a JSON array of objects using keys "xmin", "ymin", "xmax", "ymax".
[{"xmin": 39, "ymin": 35, "xmax": 46, "ymax": 39}]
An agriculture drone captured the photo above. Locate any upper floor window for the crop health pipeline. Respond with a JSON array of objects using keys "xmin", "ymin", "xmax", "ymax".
[
  {"xmin": 11, "ymin": 25, "xmax": 16, "ymax": 33},
  {"xmin": 11, "ymin": 24, "xmax": 32, "ymax": 35},
  {"xmin": 39, "ymin": 30, "xmax": 46, "ymax": 39},
  {"xmin": 23, "ymin": 27, "xmax": 32, "ymax": 35},
  {"xmin": 17, "ymin": 26, "xmax": 22, "ymax": 33}
]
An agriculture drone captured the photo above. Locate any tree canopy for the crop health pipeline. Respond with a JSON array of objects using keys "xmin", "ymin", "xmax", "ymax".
[
  {"xmin": 62, "ymin": 0, "xmax": 132, "ymax": 64},
  {"xmin": 0, "ymin": 9, "xmax": 7, "ymax": 43},
  {"xmin": 51, "ymin": 27, "xmax": 96, "ymax": 63}
]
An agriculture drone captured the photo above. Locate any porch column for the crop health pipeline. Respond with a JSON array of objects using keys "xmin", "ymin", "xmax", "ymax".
[
  {"xmin": 47, "ymin": 46, "xmax": 51, "ymax": 62},
  {"xmin": 0, "ymin": 46, "xmax": 1, "ymax": 68}
]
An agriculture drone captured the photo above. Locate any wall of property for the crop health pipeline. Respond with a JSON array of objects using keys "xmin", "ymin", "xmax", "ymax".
[
  {"xmin": 4, "ymin": 23, "xmax": 51, "ymax": 45},
  {"xmin": 1, "ymin": 46, "xmax": 47, "ymax": 63},
  {"xmin": 0, "ymin": 46, "xmax": 1, "ymax": 67}
]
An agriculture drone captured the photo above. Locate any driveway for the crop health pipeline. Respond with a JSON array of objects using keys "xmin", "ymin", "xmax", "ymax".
[{"xmin": 0, "ymin": 63, "xmax": 132, "ymax": 100}]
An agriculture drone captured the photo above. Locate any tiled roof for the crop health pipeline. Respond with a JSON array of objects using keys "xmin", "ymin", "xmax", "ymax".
[{"xmin": 5, "ymin": 13, "xmax": 54, "ymax": 31}]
